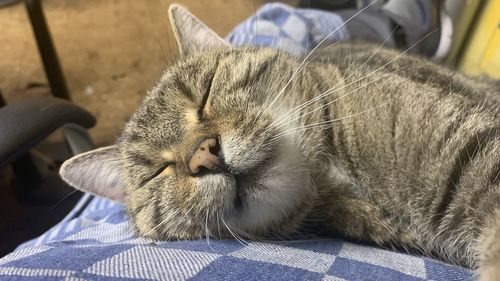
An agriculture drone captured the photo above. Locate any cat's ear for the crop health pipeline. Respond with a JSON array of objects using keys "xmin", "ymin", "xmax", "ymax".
[
  {"xmin": 60, "ymin": 146, "xmax": 126, "ymax": 203},
  {"xmin": 169, "ymin": 4, "xmax": 229, "ymax": 56}
]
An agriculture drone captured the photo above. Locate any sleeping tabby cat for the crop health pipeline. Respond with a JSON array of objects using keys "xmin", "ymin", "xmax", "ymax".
[{"xmin": 60, "ymin": 5, "xmax": 500, "ymax": 280}]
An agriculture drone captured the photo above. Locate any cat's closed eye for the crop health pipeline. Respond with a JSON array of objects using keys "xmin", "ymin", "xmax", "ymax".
[
  {"xmin": 143, "ymin": 162, "xmax": 174, "ymax": 184},
  {"xmin": 198, "ymin": 74, "xmax": 214, "ymax": 119}
]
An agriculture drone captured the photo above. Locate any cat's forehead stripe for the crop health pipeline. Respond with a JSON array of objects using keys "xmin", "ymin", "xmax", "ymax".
[
  {"xmin": 161, "ymin": 151, "xmax": 175, "ymax": 161},
  {"xmin": 184, "ymin": 108, "xmax": 199, "ymax": 127}
]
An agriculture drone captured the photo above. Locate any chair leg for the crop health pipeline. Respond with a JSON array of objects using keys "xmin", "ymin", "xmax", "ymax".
[
  {"xmin": 0, "ymin": 88, "xmax": 5, "ymax": 107},
  {"xmin": 25, "ymin": 0, "xmax": 71, "ymax": 100}
]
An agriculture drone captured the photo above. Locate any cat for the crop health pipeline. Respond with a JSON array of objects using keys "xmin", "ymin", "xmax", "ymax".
[{"xmin": 60, "ymin": 5, "xmax": 500, "ymax": 280}]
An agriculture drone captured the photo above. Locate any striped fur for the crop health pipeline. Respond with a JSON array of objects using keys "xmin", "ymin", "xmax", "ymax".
[{"xmin": 60, "ymin": 6, "xmax": 499, "ymax": 280}]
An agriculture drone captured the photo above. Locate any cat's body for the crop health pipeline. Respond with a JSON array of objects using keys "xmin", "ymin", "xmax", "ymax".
[
  {"xmin": 60, "ymin": 5, "xmax": 500, "ymax": 280},
  {"xmin": 311, "ymin": 44, "xmax": 500, "ymax": 269}
]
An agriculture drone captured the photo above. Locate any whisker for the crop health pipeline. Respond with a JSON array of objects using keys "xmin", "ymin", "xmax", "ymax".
[
  {"xmin": 269, "ymin": 25, "xmax": 398, "ymax": 129},
  {"xmin": 205, "ymin": 208, "xmax": 215, "ymax": 251},
  {"xmin": 258, "ymin": 1, "xmax": 379, "ymax": 120},
  {"xmin": 263, "ymin": 63, "xmax": 411, "ymax": 139},
  {"xmin": 49, "ymin": 190, "xmax": 79, "ymax": 211},
  {"xmin": 221, "ymin": 216, "xmax": 248, "ymax": 247},
  {"xmin": 146, "ymin": 0, "xmax": 168, "ymax": 62},
  {"xmin": 266, "ymin": 104, "xmax": 386, "ymax": 145},
  {"xmin": 265, "ymin": 28, "xmax": 437, "ymax": 133},
  {"xmin": 216, "ymin": 211, "xmax": 222, "ymax": 239}
]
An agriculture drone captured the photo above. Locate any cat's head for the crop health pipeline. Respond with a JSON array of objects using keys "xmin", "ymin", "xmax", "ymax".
[{"xmin": 61, "ymin": 5, "xmax": 326, "ymax": 240}]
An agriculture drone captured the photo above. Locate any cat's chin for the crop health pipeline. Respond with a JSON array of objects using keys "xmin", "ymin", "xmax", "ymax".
[
  {"xmin": 194, "ymin": 152, "xmax": 313, "ymax": 238},
  {"xmin": 228, "ymin": 147, "xmax": 314, "ymax": 237}
]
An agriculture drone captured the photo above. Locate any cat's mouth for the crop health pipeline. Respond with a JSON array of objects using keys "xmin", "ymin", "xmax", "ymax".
[
  {"xmin": 231, "ymin": 172, "xmax": 265, "ymax": 210},
  {"xmin": 198, "ymin": 133, "xmax": 309, "ymax": 235},
  {"xmin": 233, "ymin": 174, "xmax": 245, "ymax": 209},
  {"xmin": 215, "ymin": 143, "xmax": 277, "ymax": 211}
]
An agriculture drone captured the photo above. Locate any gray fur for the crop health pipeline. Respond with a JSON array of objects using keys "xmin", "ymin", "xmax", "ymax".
[{"xmin": 60, "ymin": 5, "xmax": 499, "ymax": 280}]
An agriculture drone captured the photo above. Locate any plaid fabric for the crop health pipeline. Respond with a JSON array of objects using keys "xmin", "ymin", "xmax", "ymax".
[
  {"xmin": 0, "ymin": 196, "xmax": 473, "ymax": 281},
  {"xmin": 227, "ymin": 3, "xmax": 349, "ymax": 56},
  {"xmin": 0, "ymin": 3, "xmax": 474, "ymax": 281}
]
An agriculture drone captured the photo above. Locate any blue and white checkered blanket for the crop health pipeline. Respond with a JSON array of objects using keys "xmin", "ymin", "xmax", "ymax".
[
  {"xmin": 0, "ymin": 3, "xmax": 473, "ymax": 281},
  {"xmin": 0, "ymin": 195, "xmax": 473, "ymax": 281},
  {"xmin": 227, "ymin": 3, "xmax": 348, "ymax": 56}
]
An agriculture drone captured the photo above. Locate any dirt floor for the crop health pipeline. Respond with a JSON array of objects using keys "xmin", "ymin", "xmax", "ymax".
[{"xmin": 0, "ymin": 0, "xmax": 295, "ymax": 146}]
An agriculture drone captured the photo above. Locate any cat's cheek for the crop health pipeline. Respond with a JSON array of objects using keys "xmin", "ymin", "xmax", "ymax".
[{"xmin": 220, "ymin": 133, "xmax": 256, "ymax": 171}]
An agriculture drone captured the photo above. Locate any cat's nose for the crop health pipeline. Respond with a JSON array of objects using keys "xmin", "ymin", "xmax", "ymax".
[{"xmin": 188, "ymin": 137, "xmax": 221, "ymax": 174}]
